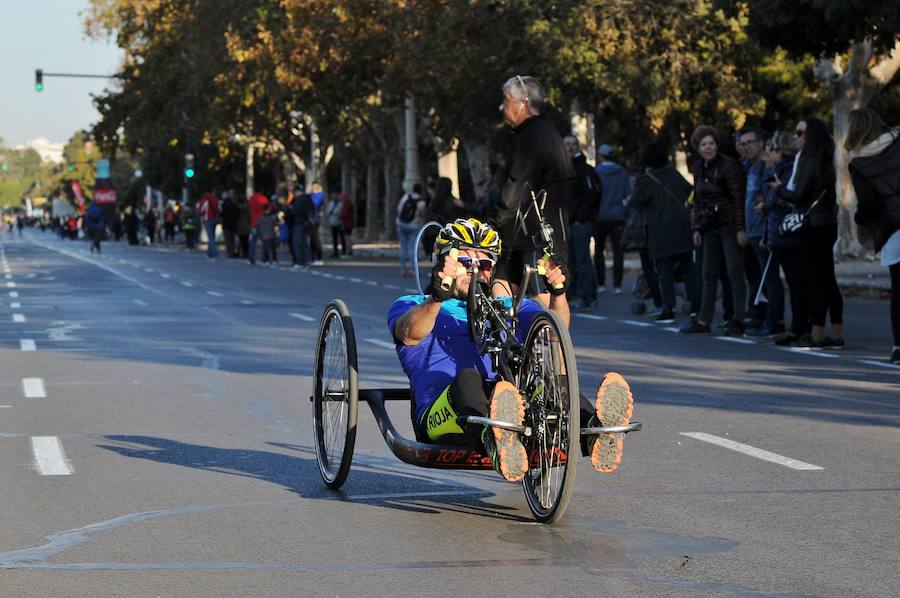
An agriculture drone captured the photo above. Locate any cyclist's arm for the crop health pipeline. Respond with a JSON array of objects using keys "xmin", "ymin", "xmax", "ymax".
[
  {"xmin": 393, "ymin": 298, "xmax": 442, "ymax": 346},
  {"xmin": 538, "ymin": 257, "xmax": 570, "ymax": 328}
]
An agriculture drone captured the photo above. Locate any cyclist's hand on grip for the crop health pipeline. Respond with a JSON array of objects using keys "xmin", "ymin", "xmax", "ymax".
[
  {"xmin": 537, "ymin": 256, "xmax": 567, "ymax": 296},
  {"xmin": 432, "ymin": 249, "xmax": 464, "ymax": 301}
]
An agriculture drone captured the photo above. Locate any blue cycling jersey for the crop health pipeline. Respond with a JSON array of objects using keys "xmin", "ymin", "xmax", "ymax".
[{"xmin": 387, "ymin": 295, "xmax": 542, "ymax": 422}]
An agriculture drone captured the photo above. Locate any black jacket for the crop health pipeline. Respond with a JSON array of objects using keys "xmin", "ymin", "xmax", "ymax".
[
  {"xmin": 495, "ymin": 115, "xmax": 574, "ymax": 251},
  {"xmin": 776, "ymin": 152, "xmax": 837, "ymax": 228},
  {"xmin": 630, "ymin": 165, "xmax": 694, "ymax": 260},
  {"xmin": 850, "ymin": 133, "xmax": 900, "ymax": 251},
  {"xmin": 691, "ymin": 154, "xmax": 746, "ymax": 231},
  {"xmin": 568, "ymin": 152, "xmax": 602, "ymax": 224}
]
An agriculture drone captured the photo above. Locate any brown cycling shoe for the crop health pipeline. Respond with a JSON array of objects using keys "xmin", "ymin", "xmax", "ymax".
[
  {"xmin": 591, "ymin": 372, "xmax": 634, "ymax": 473},
  {"xmin": 487, "ymin": 381, "xmax": 528, "ymax": 482}
]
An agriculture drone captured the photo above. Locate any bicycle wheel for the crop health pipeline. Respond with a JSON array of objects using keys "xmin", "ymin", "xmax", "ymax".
[
  {"xmin": 518, "ymin": 309, "xmax": 579, "ymax": 523},
  {"xmin": 312, "ymin": 299, "xmax": 358, "ymax": 489}
]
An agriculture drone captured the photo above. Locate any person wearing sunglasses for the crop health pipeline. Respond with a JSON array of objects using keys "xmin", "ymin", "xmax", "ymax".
[
  {"xmin": 493, "ymin": 75, "xmax": 574, "ymax": 302},
  {"xmin": 389, "ymin": 218, "xmax": 635, "ymax": 482}
]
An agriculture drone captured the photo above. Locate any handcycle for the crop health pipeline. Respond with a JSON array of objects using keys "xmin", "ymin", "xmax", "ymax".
[{"xmin": 311, "ymin": 254, "xmax": 642, "ymax": 523}]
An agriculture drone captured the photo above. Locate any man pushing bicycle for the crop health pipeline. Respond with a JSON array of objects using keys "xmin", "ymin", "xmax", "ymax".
[{"xmin": 389, "ymin": 217, "xmax": 634, "ymax": 482}]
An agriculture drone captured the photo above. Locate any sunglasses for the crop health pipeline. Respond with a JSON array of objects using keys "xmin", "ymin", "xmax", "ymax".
[{"xmin": 456, "ymin": 256, "xmax": 495, "ymax": 272}]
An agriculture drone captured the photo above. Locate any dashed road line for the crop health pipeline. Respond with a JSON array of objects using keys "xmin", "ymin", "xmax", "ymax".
[
  {"xmin": 778, "ymin": 347, "xmax": 839, "ymax": 359},
  {"xmin": 4, "ymin": 274, "xmax": 11, "ymax": 280},
  {"xmin": 620, "ymin": 319, "xmax": 654, "ymax": 328},
  {"xmin": 144, "ymin": 268, "xmax": 155, "ymax": 273},
  {"xmin": 132, "ymin": 299, "xmax": 148, "ymax": 307},
  {"xmin": 681, "ymin": 432, "xmax": 823, "ymax": 471},
  {"xmin": 6, "ymin": 282, "xmax": 15, "ymax": 288},
  {"xmin": 332, "ymin": 275, "xmax": 347, "ymax": 281},
  {"xmin": 207, "ymin": 291, "xmax": 224, "ymax": 297},
  {"xmin": 288, "ymin": 312, "xmax": 315, "ymax": 322},
  {"xmin": 663, "ymin": 327, "xmax": 680, "ymax": 333},
  {"xmin": 716, "ymin": 336, "xmax": 756, "ymax": 345},
  {"xmin": 10, "ymin": 302, "xmax": 21, "ymax": 308},
  {"xmin": 13, "ymin": 313, "xmax": 25, "ymax": 323},
  {"xmin": 365, "ymin": 338, "xmax": 396, "ymax": 349},
  {"xmin": 365, "ymin": 281, "xmax": 379, "ymax": 287},
  {"xmin": 8, "ymin": 291, "xmax": 18, "ymax": 297},
  {"xmin": 383, "ymin": 284, "xmax": 402, "ymax": 291},
  {"xmin": 858, "ymin": 359, "xmax": 900, "ymax": 370},
  {"xmin": 180, "ymin": 281, "xmax": 194, "ymax": 287},
  {"xmin": 404, "ymin": 288, "xmax": 419, "ymax": 294},
  {"xmin": 575, "ymin": 314, "xmax": 608, "ymax": 321},
  {"xmin": 22, "ymin": 378, "xmax": 46, "ymax": 398},
  {"xmin": 241, "ymin": 300, "xmax": 254, "ymax": 305},
  {"xmin": 20, "ymin": 339, "xmax": 36, "ymax": 351},
  {"xmin": 348, "ymin": 277, "xmax": 363, "ymax": 283},
  {"xmin": 31, "ymin": 436, "xmax": 73, "ymax": 476},
  {"xmin": 160, "ymin": 273, "xmax": 171, "ymax": 279}
]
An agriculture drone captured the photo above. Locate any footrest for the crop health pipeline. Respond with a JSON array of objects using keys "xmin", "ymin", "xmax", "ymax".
[
  {"xmin": 461, "ymin": 416, "xmax": 532, "ymax": 436},
  {"xmin": 580, "ymin": 421, "xmax": 642, "ymax": 434}
]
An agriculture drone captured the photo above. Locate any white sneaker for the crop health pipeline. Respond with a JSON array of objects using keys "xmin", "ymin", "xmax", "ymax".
[
  {"xmin": 597, "ymin": 286, "xmax": 607, "ymax": 293},
  {"xmin": 311, "ymin": 260, "xmax": 324, "ymax": 266},
  {"xmin": 613, "ymin": 287, "xmax": 622, "ymax": 295}
]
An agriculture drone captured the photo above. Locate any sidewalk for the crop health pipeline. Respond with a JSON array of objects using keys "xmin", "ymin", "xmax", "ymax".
[{"xmin": 349, "ymin": 241, "xmax": 892, "ymax": 298}]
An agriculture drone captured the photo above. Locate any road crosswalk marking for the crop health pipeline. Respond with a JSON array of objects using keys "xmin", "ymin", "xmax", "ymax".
[
  {"xmin": 22, "ymin": 378, "xmax": 46, "ymax": 398},
  {"xmin": 13, "ymin": 313, "xmax": 25, "ymax": 322},
  {"xmin": 20, "ymin": 339, "xmax": 36, "ymax": 351},
  {"xmin": 680, "ymin": 432, "xmax": 823, "ymax": 471},
  {"xmin": 31, "ymin": 436, "xmax": 73, "ymax": 475}
]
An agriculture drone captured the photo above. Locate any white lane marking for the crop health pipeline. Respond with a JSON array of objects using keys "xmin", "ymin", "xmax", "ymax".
[
  {"xmin": 20, "ymin": 339, "xmax": 36, "ymax": 351},
  {"xmin": 241, "ymin": 300, "xmax": 254, "ymax": 305},
  {"xmin": 575, "ymin": 314, "xmax": 608, "ymax": 321},
  {"xmin": 144, "ymin": 268, "xmax": 155, "ymax": 273},
  {"xmin": 320, "ymin": 273, "xmax": 334, "ymax": 278},
  {"xmin": 4, "ymin": 274, "xmax": 11, "ymax": 280},
  {"xmin": 365, "ymin": 281, "xmax": 378, "ymax": 287},
  {"xmin": 663, "ymin": 327, "xmax": 680, "ymax": 333},
  {"xmin": 858, "ymin": 359, "xmax": 900, "ymax": 370},
  {"xmin": 6, "ymin": 282, "xmax": 15, "ymax": 288},
  {"xmin": 383, "ymin": 284, "xmax": 402, "ymax": 290},
  {"xmin": 9, "ymin": 291, "xmax": 18, "ymax": 297},
  {"xmin": 404, "ymin": 288, "xmax": 419, "ymax": 294},
  {"xmin": 10, "ymin": 302, "xmax": 21, "ymax": 308},
  {"xmin": 620, "ymin": 319, "xmax": 654, "ymax": 328},
  {"xmin": 31, "ymin": 436, "xmax": 73, "ymax": 475},
  {"xmin": 778, "ymin": 347, "xmax": 839, "ymax": 359},
  {"xmin": 22, "ymin": 378, "xmax": 46, "ymax": 398},
  {"xmin": 13, "ymin": 313, "xmax": 25, "ymax": 323},
  {"xmin": 680, "ymin": 432, "xmax": 823, "ymax": 471},
  {"xmin": 716, "ymin": 336, "xmax": 756, "ymax": 345},
  {"xmin": 160, "ymin": 273, "xmax": 171, "ymax": 279},
  {"xmin": 180, "ymin": 281, "xmax": 194, "ymax": 287},
  {"xmin": 332, "ymin": 275, "xmax": 347, "ymax": 281},
  {"xmin": 349, "ymin": 277, "xmax": 363, "ymax": 283},
  {"xmin": 0, "ymin": 405, "xmax": 12, "ymax": 408},
  {"xmin": 288, "ymin": 312, "xmax": 315, "ymax": 322},
  {"xmin": 365, "ymin": 338, "xmax": 396, "ymax": 349},
  {"xmin": 25, "ymin": 273, "xmax": 36, "ymax": 279},
  {"xmin": 207, "ymin": 291, "xmax": 224, "ymax": 297},
  {"xmin": 132, "ymin": 299, "xmax": 148, "ymax": 307}
]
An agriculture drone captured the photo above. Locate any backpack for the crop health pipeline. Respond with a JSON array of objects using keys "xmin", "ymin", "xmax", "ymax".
[{"xmin": 398, "ymin": 193, "xmax": 417, "ymax": 223}]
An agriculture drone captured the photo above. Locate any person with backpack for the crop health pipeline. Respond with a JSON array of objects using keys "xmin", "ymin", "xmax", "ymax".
[
  {"xmin": 85, "ymin": 202, "xmax": 106, "ymax": 253},
  {"xmin": 396, "ymin": 183, "xmax": 425, "ymax": 277},
  {"xmin": 846, "ymin": 108, "xmax": 900, "ymax": 363}
]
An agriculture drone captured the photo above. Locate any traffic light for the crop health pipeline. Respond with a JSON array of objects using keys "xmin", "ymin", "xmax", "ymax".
[
  {"xmin": 35, "ymin": 69, "xmax": 43, "ymax": 92},
  {"xmin": 184, "ymin": 153, "xmax": 195, "ymax": 179}
]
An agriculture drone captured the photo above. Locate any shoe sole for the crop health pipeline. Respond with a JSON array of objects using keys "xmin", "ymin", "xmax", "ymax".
[
  {"xmin": 490, "ymin": 381, "xmax": 527, "ymax": 482},
  {"xmin": 592, "ymin": 372, "xmax": 633, "ymax": 473}
]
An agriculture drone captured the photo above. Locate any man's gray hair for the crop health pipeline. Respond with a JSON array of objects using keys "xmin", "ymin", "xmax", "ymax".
[{"xmin": 502, "ymin": 75, "xmax": 546, "ymax": 115}]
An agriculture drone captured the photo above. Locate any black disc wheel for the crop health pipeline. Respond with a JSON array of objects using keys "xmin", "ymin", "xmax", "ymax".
[
  {"xmin": 313, "ymin": 299, "xmax": 358, "ymax": 489},
  {"xmin": 518, "ymin": 309, "xmax": 580, "ymax": 523}
]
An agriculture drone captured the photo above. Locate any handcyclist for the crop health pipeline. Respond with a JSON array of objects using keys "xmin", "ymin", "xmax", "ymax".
[{"xmin": 389, "ymin": 218, "xmax": 634, "ymax": 482}]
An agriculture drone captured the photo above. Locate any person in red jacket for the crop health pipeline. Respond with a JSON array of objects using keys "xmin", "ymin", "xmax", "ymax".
[
  {"xmin": 247, "ymin": 190, "xmax": 270, "ymax": 265},
  {"xmin": 198, "ymin": 190, "xmax": 221, "ymax": 258}
]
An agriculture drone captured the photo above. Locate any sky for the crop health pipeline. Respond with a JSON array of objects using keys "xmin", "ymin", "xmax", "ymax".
[{"xmin": 0, "ymin": 0, "xmax": 123, "ymax": 147}]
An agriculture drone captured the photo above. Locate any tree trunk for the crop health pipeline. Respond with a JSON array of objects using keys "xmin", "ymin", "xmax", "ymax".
[
  {"xmin": 461, "ymin": 138, "xmax": 487, "ymax": 200},
  {"xmin": 382, "ymin": 156, "xmax": 399, "ymax": 241},
  {"xmin": 365, "ymin": 159, "xmax": 379, "ymax": 242},
  {"xmin": 816, "ymin": 40, "xmax": 900, "ymax": 257}
]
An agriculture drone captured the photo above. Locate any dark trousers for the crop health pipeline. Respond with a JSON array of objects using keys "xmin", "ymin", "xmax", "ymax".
[
  {"xmin": 238, "ymin": 234, "xmax": 249, "ymax": 258},
  {"xmin": 330, "ymin": 225, "xmax": 346, "ymax": 256},
  {"xmin": 773, "ymin": 246, "xmax": 809, "ymax": 337},
  {"xmin": 639, "ymin": 250, "xmax": 663, "ymax": 307},
  {"xmin": 223, "ymin": 228, "xmax": 236, "ymax": 257},
  {"xmin": 656, "ymin": 251, "xmax": 699, "ymax": 312},
  {"xmin": 694, "ymin": 245, "xmax": 734, "ymax": 320},
  {"xmin": 744, "ymin": 242, "xmax": 766, "ymax": 323},
  {"xmin": 751, "ymin": 239, "xmax": 785, "ymax": 328},
  {"xmin": 699, "ymin": 225, "xmax": 747, "ymax": 325},
  {"xmin": 567, "ymin": 222, "xmax": 597, "ymax": 303},
  {"xmin": 799, "ymin": 224, "xmax": 843, "ymax": 327},
  {"xmin": 891, "ymin": 263, "xmax": 900, "ymax": 346},
  {"xmin": 262, "ymin": 238, "xmax": 278, "ymax": 263},
  {"xmin": 592, "ymin": 220, "xmax": 624, "ymax": 288}
]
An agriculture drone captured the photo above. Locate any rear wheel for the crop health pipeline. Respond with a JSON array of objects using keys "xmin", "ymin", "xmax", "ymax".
[
  {"xmin": 313, "ymin": 300, "xmax": 358, "ymax": 489},
  {"xmin": 518, "ymin": 310, "xmax": 579, "ymax": 523}
]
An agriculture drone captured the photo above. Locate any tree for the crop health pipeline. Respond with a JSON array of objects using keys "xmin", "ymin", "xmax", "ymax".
[{"xmin": 747, "ymin": 0, "xmax": 900, "ymax": 255}]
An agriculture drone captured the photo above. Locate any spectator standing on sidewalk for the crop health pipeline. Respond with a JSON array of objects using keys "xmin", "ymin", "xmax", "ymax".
[
  {"xmin": 396, "ymin": 184, "xmax": 426, "ymax": 277},
  {"xmin": 182, "ymin": 206, "xmax": 197, "ymax": 250},
  {"xmin": 593, "ymin": 144, "xmax": 631, "ymax": 295},
  {"xmin": 289, "ymin": 187, "xmax": 313, "ymax": 267},
  {"xmin": 163, "ymin": 204, "xmax": 177, "ymax": 244},
  {"xmin": 562, "ymin": 135, "xmax": 601, "ymax": 310},
  {"xmin": 247, "ymin": 189, "xmax": 269, "ymax": 265},
  {"xmin": 741, "ymin": 127, "xmax": 786, "ymax": 337},
  {"xmin": 773, "ymin": 118, "xmax": 843, "ymax": 350},
  {"xmin": 220, "ymin": 192, "xmax": 239, "ymax": 258},
  {"xmin": 236, "ymin": 195, "xmax": 251, "ymax": 258},
  {"xmin": 198, "ymin": 190, "xmax": 220, "ymax": 259},
  {"xmin": 339, "ymin": 192, "xmax": 354, "ymax": 257},
  {"xmin": 630, "ymin": 142, "xmax": 698, "ymax": 323},
  {"xmin": 681, "ymin": 125, "xmax": 749, "ymax": 336},
  {"xmin": 326, "ymin": 192, "xmax": 346, "ymax": 258},
  {"xmin": 143, "ymin": 209, "xmax": 158, "ymax": 245},
  {"xmin": 309, "ymin": 182, "xmax": 325, "ymax": 265},
  {"xmin": 85, "ymin": 202, "xmax": 106, "ymax": 253},
  {"xmin": 846, "ymin": 108, "xmax": 900, "ymax": 363},
  {"xmin": 257, "ymin": 204, "xmax": 278, "ymax": 264},
  {"xmin": 763, "ymin": 132, "xmax": 808, "ymax": 346}
]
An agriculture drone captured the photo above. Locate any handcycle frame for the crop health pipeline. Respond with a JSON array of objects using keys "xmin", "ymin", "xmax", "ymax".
[{"xmin": 312, "ymin": 258, "xmax": 641, "ymax": 523}]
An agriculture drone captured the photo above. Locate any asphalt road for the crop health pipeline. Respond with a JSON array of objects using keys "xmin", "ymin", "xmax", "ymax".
[{"xmin": 1, "ymin": 230, "xmax": 898, "ymax": 598}]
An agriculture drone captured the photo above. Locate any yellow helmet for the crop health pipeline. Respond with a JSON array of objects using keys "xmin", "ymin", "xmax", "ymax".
[{"xmin": 433, "ymin": 218, "xmax": 502, "ymax": 259}]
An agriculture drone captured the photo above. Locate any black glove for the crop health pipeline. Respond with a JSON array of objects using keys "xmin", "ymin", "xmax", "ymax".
[
  {"xmin": 540, "ymin": 258, "xmax": 568, "ymax": 296},
  {"xmin": 430, "ymin": 260, "xmax": 455, "ymax": 302}
]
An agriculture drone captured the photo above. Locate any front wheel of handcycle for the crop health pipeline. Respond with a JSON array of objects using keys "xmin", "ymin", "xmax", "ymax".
[
  {"xmin": 518, "ymin": 309, "xmax": 580, "ymax": 523},
  {"xmin": 313, "ymin": 299, "xmax": 358, "ymax": 489}
]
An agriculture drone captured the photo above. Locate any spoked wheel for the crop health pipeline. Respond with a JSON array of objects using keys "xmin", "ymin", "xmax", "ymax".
[
  {"xmin": 467, "ymin": 279, "xmax": 490, "ymax": 344},
  {"xmin": 312, "ymin": 299, "xmax": 358, "ymax": 489},
  {"xmin": 518, "ymin": 309, "xmax": 579, "ymax": 523}
]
